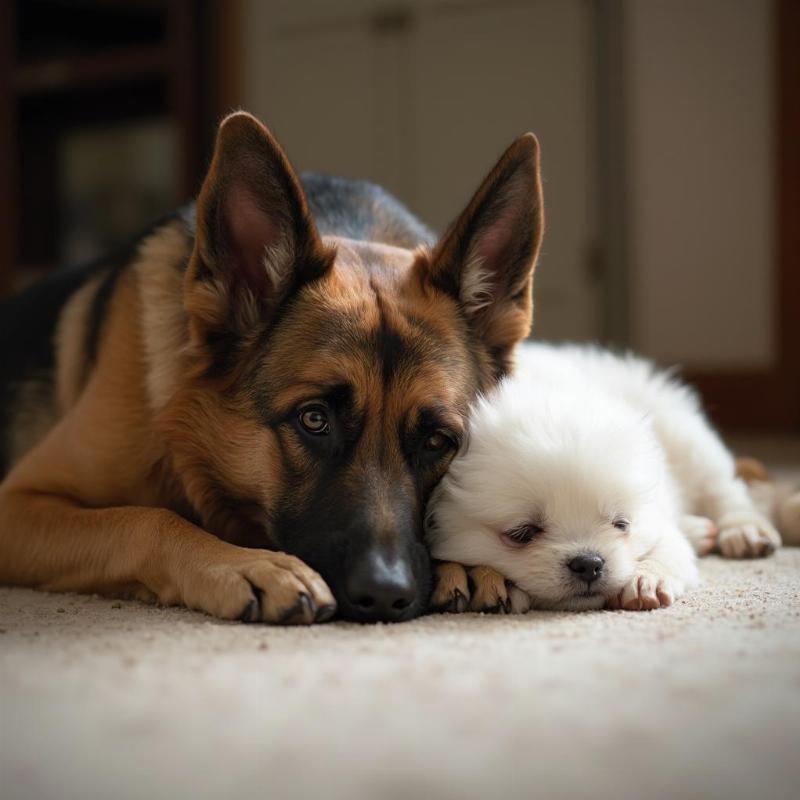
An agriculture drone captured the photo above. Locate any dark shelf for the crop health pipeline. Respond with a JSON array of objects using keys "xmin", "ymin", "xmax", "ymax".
[
  {"xmin": 16, "ymin": 0, "xmax": 166, "ymax": 63},
  {"xmin": 0, "ymin": 0, "xmax": 216, "ymax": 299},
  {"xmin": 13, "ymin": 44, "xmax": 168, "ymax": 96}
]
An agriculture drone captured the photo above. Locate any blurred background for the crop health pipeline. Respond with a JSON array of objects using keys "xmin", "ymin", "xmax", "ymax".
[{"xmin": 0, "ymin": 0, "xmax": 797, "ymax": 434}]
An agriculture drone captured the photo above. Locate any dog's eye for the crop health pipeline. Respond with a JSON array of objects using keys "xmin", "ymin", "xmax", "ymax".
[
  {"xmin": 613, "ymin": 517, "xmax": 630, "ymax": 532},
  {"xmin": 423, "ymin": 431, "xmax": 453, "ymax": 453},
  {"xmin": 505, "ymin": 524, "xmax": 543, "ymax": 545},
  {"xmin": 298, "ymin": 406, "xmax": 330, "ymax": 435}
]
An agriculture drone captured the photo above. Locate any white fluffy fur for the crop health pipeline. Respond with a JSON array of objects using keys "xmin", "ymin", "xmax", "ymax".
[{"xmin": 426, "ymin": 343, "xmax": 782, "ymax": 611}]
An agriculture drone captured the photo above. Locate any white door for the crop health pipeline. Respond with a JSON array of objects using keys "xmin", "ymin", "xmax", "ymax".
[{"xmin": 241, "ymin": 0, "xmax": 600, "ymax": 342}]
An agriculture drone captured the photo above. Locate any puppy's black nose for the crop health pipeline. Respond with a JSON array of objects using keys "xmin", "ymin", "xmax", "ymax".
[
  {"xmin": 343, "ymin": 548, "xmax": 417, "ymax": 622},
  {"xmin": 568, "ymin": 554, "xmax": 605, "ymax": 583}
]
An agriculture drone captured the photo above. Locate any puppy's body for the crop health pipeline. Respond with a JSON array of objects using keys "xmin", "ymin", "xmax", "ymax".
[
  {"xmin": 0, "ymin": 112, "xmax": 544, "ymax": 624},
  {"xmin": 427, "ymin": 343, "xmax": 781, "ymax": 612}
]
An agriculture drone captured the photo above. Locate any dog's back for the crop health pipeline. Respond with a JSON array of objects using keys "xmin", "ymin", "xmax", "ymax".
[{"xmin": 302, "ymin": 174, "xmax": 435, "ymax": 249}]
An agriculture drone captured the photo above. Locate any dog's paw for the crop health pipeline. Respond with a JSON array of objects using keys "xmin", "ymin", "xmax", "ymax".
[
  {"xmin": 716, "ymin": 511, "xmax": 781, "ymax": 559},
  {"xmin": 607, "ymin": 568, "xmax": 680, "ymax": 611},
  {"xmin": 184, "ymin": 548, "xmax": 336, "ymax": 624},
  {"xmin": 430, "ymin": 562, "xmax": 470, "ymax": 613},
  {"xmin": 430, "ymin": 563, "xmax": 531, "ymax": 614},
  {"xmin": 467, "ymin": 566, "xmax": 511, "ymax": 613},
  {"xmin": 507, "ymin": 584, "xmax": 532, "ymax": 614},
  {"xmin": 681, "ymin": 514, "xmax": 719, "ymax": 556}
]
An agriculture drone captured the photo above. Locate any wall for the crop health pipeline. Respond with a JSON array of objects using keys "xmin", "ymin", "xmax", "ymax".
[{"xmin": 624, "ymin": 0, "xmax": 774, "ymax": 369}]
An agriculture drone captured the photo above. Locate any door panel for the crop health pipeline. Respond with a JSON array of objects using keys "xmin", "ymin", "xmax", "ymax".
[
  {"xmin": 412, "ymin": 1, "xmax": 597, "ymax": 341},
  {"xmin": 240, "ymin": 0, "xmax": 600, "ymax": 343}
]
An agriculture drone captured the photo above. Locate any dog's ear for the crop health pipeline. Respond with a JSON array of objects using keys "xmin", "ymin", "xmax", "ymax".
[
  {"xmin": 186, "ymin": 111, "xmax": 333, "ymax": 348},
  {"xmin": 428, "ymin": 134, "xmax": 543, "ymax": 376}
]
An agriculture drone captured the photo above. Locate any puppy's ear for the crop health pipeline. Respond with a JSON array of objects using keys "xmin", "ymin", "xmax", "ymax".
[
  {"xmin": 186, "ymin": 112, "xmax": 333, "ymax": 350},
  {"xmin": 428, "ymin": 134, "xmax": 543, "ymax": 377}
]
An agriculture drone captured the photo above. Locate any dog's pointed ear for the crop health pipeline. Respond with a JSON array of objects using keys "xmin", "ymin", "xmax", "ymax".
[
  {"xmin": 186, "ymin": 112, "xmax": 333, "ymax": 342},
  {"xmin": 428, "ymin": 134, "xmax": 543, "ymax": 375}
]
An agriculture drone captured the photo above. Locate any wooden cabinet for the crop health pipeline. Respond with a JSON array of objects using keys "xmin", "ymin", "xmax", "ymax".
[{"xmin": 0, "ymin": 0, "xmax": 210, "ymax": 296}]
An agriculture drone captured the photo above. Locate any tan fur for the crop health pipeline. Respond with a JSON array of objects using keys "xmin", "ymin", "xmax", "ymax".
[
  {"xmin": 135, "ymin": 222, "xmax": 193, "ymax": 412},
  {"xmin": 55, "ymin": 271, "xmax": 104, "ymax": 412}
]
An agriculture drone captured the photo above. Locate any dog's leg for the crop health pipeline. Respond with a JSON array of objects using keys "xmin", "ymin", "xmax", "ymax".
[
  {"xmin": 0, "ymin": 489, "xmax": 336, "ymax": 624},
  {"xmin": 680, "ymin": 514, "xmax": 718, "ymax": 556},
  {"xmin": 651, "ymin": 391, "xmax": 781, "ymax": 558},
  {"xmin": 607, "ymin": 526, "xmax": 698, "ymax": 611},
  {"xmin": 686, "ymin": 444, "xmax": 780, "ymax": 559}
]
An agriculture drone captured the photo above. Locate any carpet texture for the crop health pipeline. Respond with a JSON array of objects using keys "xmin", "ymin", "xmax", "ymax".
[{"xmin": 1, "ymin": 550, "xmax": 799, "ymax": 800}]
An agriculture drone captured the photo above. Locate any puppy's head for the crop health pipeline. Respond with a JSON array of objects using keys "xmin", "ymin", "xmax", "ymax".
[
  {"xmin": 160, "ymin": 112, "xmax": 544, "ymax": 622},
  {"xmin": 426, "ymin": 378, "xmax": 673, "ymax": 610}
]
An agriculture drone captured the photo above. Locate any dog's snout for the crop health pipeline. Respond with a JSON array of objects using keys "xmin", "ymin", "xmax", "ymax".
[
  {"xmin": 568, "ymin": 553, "xmax": 605, "ymax": 583},
  {"xmin": 342, "ymin": 548, "xmax": 417, "ymax": 622}
]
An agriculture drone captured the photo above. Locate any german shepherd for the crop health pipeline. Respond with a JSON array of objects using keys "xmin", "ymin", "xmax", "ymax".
[{"xmin": 0, "ymin": 112, "xmax": 543, "ymax": 624}]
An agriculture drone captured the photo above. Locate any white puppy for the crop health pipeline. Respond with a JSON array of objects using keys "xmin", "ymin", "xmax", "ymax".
[{"xmin": 426, "ymin": 343, "xmax": 781, "ymax": 613}]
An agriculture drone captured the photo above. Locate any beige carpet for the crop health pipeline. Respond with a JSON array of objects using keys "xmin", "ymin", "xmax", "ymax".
[{"xmin": 1, "ymin": 550, "xmax": 799, "ymax": 800}]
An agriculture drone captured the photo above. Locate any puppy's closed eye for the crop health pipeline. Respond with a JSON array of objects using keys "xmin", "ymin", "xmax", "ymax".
[{"xmin": 504, "ymin": 524, "xmax": 544, "ymax": 545}]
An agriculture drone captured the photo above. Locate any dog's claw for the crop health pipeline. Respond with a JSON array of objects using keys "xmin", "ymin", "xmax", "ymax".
[
  {"xmin": 239, "ymin": 598, "xmax": 260, "ymax": 623},
  {"xmin": 279, "ymin": 592, "xmax": 316, "ymax": 625},
  {"xmin": 430, "ymin": 588, "xmax": 468, "ymax": 614},
  {"xmin": 314, "ymin": 603, "xmax": 337, "ymax": 623}
]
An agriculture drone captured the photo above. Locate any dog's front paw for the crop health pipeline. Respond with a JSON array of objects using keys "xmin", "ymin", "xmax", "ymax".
[
  {"xmin": 466, "ymin": 565, "xmax": 510, "ymax": 613},
  {"xmin": 717, "ymin": 511, "xmax": 781, "ymax": 558},
  {"xmin": 466, "ymin": 567, "xmax": 531, "ymax": 614},
  {"xmin": 607, "ymin": 568, "xmax": 680, "ymax": 611},
  {"xmin": 430, "ymin": 562, "xmax": 470, "ymax": 613},
  {"xmin": 183, "ymin": 547, "xmax": 336, "ymax": 624},
  {"xmin": 430, "ymin": 563, "xmax": 531, "ymax": 614}
]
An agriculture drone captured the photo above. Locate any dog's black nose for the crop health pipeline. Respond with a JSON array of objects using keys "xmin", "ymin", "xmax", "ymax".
[
  {"xmin": 342, "ymin": 548, "xmax": 417, "ymax": 622},
  {"xmin": 568, "ymin": 554, "xmax": 605, "ymax": 583}
]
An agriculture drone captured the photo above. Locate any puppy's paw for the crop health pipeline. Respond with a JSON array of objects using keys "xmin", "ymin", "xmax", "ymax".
[
  {"xmin": 467, "ymin": 566, "xmax": 510, "ymax": 613},
  {"xmin": 184, "ymin": 548, "xmax": 336, "ymax": 625},
  {"xmin": 717, "ymin": 511, "xmax": 781, "ymax": 559},
  {"xmin": 430, "ymin": 562, "xmax": 470, "ymax": 613},
  {"xmin": 507, "ymin": 584, "xmax": 532, "ymax": 614},
  {"xmin": 681, "ymin": 514, "xmax": 718, "ymax": 556},
  {"xmin": 608, "ymin": 569, "xmax": 680, "ymax": 611}
]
